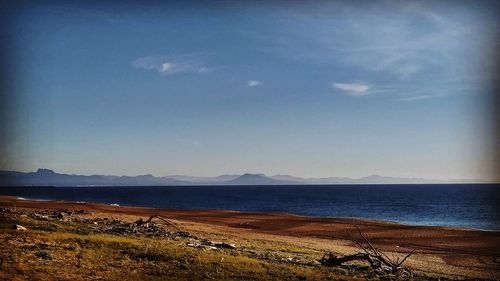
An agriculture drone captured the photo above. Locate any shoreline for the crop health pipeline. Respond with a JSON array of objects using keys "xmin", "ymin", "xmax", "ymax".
[
  {"xmin": 1, "ymin": 195, "xmax": 499, "ymax": 279},
  {"xmin": 5, "ymin": 194, "xmax": 499, "ymax": 232}
]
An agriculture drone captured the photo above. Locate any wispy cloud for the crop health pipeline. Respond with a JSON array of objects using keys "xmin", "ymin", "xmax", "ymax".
[
  {"xmin": 246, "ymin": 80, "xmax": 262, "ymax": 87},
  {"xmin": 132, "ymin": 54, "xmax": 212, "ymax": 76},
  {"xmin": 262, "ymin": 3, "xmax": 485, "ymax": 80},
  {"xmin": 332, "ymin": 82, "xmax": 371, "ymax": 96},
  {"xmin": 251, "ymin": 1, "xmax": 495, "ymax": 102},
  {"xmin": 398, "ymin": 91, "xmax": 447, "ymax": 102}
]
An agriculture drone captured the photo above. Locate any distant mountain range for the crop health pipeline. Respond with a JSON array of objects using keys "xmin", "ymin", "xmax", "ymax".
[{"xmin": 0, "ymin": 168, "xmax": 490, "ymax": 187}]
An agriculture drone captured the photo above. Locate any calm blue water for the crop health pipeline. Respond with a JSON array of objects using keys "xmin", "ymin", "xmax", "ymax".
[{"xmin": 0, "ymin": 184, "xmax": 498, "ymax": 230}]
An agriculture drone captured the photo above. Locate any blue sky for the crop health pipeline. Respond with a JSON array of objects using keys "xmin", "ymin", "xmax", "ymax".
[{"xmin": 2, "ymin": 1, "xmax": 498, "ymax": 180}]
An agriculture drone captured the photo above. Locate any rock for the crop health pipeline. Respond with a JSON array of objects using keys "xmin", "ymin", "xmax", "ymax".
[
  {"xmin": 175, "ymin": 231, "xmax": 191, "ymax": 238},
  {"xmin": 213, "ymin": 242, "xmax": 236, "ymax": 249},
  {"xmin": 33, "ymin": 213, "xmax": 50, "ymax": 220},
  {"xmin": 187, "ymin": 242, "xmax": 201, "ymax": 248},
  {"xmin": 36, "ymin": 250, "xmax": 52, "ymax": 260},
  {"xmin": 201, "ymin": 240, "xmax": 236, "ymax": 249},
  {"xmin": 13, "ymin": 224, "xmax": 27, "ymax": 231}
]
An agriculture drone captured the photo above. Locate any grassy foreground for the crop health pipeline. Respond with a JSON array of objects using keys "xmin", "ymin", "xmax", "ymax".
[
  {"xmin": 1, "ymin": 198, "xmax": 497, "ymax": 281},
  {"xmin": 0, "ymin": 208, "xmax": 377, "ymax": 281},
  {"xmin": 1, "ymin": 231, "xmax": 333, "ymax": 281}
]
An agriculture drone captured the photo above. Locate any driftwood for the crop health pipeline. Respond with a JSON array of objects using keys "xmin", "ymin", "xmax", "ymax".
[
  {"xmin": 320, "ymin": 252, "xmax": 374, "ymax": 266},
  {"xmin": 320, "ymin": 225, "xmax": 414, "ymax": 276},
  {"xmin": 135, "ymin": 214, "xmax": 192, "ymax": 237}
]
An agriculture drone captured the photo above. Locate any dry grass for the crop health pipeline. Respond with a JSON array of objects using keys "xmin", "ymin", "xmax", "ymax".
[
  {"xmin": 0, "ymin": 213, "xmax": 362, "ymax": 281},
  {"xmin": 1, "ymin": 205, "xmax": 490, "ymax": 281}
]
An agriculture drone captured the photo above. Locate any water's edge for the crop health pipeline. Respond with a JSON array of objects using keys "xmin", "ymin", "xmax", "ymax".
[{"xmin": 1, "ymin": 184, "xmax": 498, "ymax": 230}]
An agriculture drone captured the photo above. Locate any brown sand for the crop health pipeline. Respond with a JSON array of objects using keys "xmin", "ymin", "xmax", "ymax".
[{"xmin": 1, "ymin": 196, "xmax": 499, "ymax": 279}]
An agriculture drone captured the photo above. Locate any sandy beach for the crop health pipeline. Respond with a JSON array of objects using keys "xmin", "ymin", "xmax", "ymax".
[{"xmin": 1, "ymin": 196, "xmax": 499, "ymax": 280}]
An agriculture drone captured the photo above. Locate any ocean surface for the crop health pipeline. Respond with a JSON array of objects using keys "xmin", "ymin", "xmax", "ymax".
[{"xmin": 0, "ymin": 184, "xmax": 498, "ymax": 230}]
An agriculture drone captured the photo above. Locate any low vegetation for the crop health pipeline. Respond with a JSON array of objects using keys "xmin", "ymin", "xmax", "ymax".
[{"xmin": 0, "ymin": 207, "xmax": 467, "ymax": 280}]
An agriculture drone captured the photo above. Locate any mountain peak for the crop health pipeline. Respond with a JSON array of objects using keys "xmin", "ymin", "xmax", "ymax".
[
  {"xmin": 225, "ymin": 173, "xmax": 294, "ymax": 185},
  {"xmin": 240, "ymin": 173, "xmax": 262, "ymax": 177},
  {"xmin": 362, "ymin": 174, "xmax": 384, "ymax": 179},
  {"xmin": 0, "ymin": 168, "xmax": 484, "ymax": 187},
  {"xmin": 36, "ymin": 168, "xmax": 56, "ymax": 174}
]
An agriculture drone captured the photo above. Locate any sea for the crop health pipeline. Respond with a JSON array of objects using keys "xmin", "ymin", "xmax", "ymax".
[{"xmin": 0, "ymin": 183, "xmax": 498, "ymax": 231}]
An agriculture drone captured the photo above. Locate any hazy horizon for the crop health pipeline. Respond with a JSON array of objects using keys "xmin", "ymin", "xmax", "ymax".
[
  {"xmin": 1, "ymin": 167, "xmax": 496, "ymax": 183},
  {"xmin": 1, "ymin": 1, "xmax": 499, "ymax": 181}
]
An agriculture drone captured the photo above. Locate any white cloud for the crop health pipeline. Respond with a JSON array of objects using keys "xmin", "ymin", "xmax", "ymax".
[
  {"xmin": 332, "ymin": 82, "xmax": 371, "ymax": 96},
  {"xmin": 246, "ymin": 80, "xmax": 262, "ymax": 87},
  {"xmin": 160, "ymin": 62, "xmax": 172, "ymax": 73},
  {"xmin": 132, "ymin": 54, "xmax": 212, "ymax": 76}
]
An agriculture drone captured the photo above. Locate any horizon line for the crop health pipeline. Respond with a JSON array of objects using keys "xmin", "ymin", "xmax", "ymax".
[{"xmin": 0, "ymin": 168, "xmax": 493, "ymax": 183}]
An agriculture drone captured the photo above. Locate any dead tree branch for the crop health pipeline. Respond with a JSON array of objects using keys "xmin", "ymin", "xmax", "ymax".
[
  {"xmin": 319, "ymin": 225, "xmax": 414, "ymax": 276},
  {"xmin": 136, "ymin": 214, "xmax": 183, "ymax": 233}
]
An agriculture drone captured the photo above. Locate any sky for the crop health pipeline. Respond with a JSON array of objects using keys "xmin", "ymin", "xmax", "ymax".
[{"xmin": 1, "ymin": 1, "xmax": 499, "ymax": 180}]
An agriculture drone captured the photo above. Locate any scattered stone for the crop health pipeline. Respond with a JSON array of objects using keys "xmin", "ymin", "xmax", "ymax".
[
  {"xmin": 186, "ymin": 240, "xmax": 236, "ymax": 251},
  {"xmin": 243, "ymin": 249, "xmax": 257, "ymax": 254},
  {"xmin": 175, "ymin": 231, "xmax": 191, "ymax": 238},
  {"xmin": 200, "ymin": 239, "xmax": 236, "ymax": 249},
  {"xmin": 13, "ymin": 224, "xmax": 27, "ymax": 231},
  {"xmin": 36, "ymin": 250, "xmax": 52, "ymax": 260},
  {"xmin": 213, "ymin": 242, "xmax": 236, "ymax": 249},
  {"xmin": 187, "ymin": 242, "xmax": 200, "ymax": 248},
  {"xmin": 32, "ymin": 213, "xmax": 50, "ymax": 220},
  {"xmin": 68, "ymin": 216, "xmax": 183, "ymax": 238}
]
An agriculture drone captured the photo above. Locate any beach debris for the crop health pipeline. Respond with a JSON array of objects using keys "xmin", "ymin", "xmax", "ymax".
[
  {"xmin": 186, "ymin": 239, "xmax": 236, "ymax": 250},
  {"xmin": 53, "ymin": 214, "xmax": 191, "ymax": 238},
  {"xmin": 214, "ymin": 242, "xmax": 236, "ymax": 249},
  {"xmin": 201, "ymin": 239, "xmax": 236, "ymax": 249},
  {"xmin": 135, "ymin": 215, "xmax": 184, "ymax": 232},
  {"xmin": 320, "ymin": 252, "xmax": 374, "ymax": 266},
  {"xmin": 32, "ymin": 213, "xmax": 50, "ymax": 220},
  {"xmin": 187, "ymin": 242, "xmax": 200, "ymax": 248},
  {"xmin": 320, "ymin": 225, "xmax": 414, "ymax": 277},
  {"xmin": 186, "ymin": 241, "xmax": 217, "ymax": 250},
  {"xmin": 13, "ymin": 224, "xmax": 27, "ymax": 231},
  {"xmin": 30, "ymin": 209, "xmax": 87, "ymax": 221},
  {"xmin": 134, "ymin": 214, "xmax": 194, "ymax": 238}
]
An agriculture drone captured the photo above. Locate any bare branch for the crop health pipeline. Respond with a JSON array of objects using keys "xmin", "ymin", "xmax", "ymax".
[
  {"xmin": 397, "ymin": 249, "xmax": 415, "ymax": 267},
  {"xmin": 321, "ymin": 225, "xmax": 415, "ymax": 277}
]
